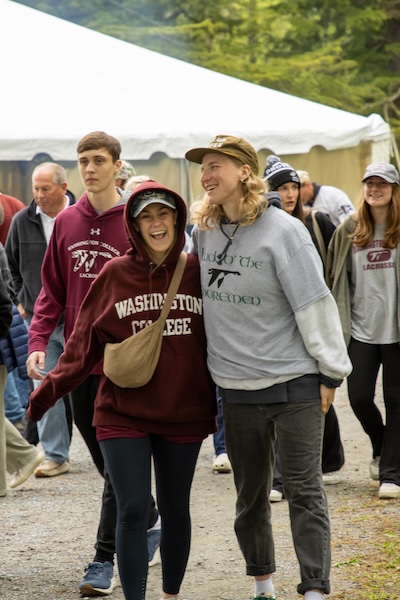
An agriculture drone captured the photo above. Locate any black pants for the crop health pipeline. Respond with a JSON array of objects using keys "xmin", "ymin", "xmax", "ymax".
[
  {"xmin": 70, "ymin": 374, "xmax": 157, "ymax": 564},
  {"xmin": 100, "ymin": 435, "xmax": 201, "ymax": 600},
  {"xmin": 347, "ymin": 338, "xmax": 400, "ymax": 485},
  {"xmin": 273, "ymin": 403, "xmax": 344, "ymax": 492}
]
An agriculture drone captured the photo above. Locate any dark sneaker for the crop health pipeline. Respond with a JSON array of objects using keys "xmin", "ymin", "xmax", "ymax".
[{"xmin": 78, "ymin": 561, "xmax": 115, "ymax": 596}]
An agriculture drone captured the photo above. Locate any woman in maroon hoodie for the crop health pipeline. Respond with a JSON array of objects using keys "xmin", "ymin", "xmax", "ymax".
[{"xmin": 27, "ymin": 181, "xmax": 217, "ymax": 600}]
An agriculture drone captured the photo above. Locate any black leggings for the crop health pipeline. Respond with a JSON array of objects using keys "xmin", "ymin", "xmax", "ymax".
[
  {"xmin": 347, "ymin": 338, "xmax": 400, "ymax": 484},
  {"xmin": 70, "ymin": 375, "xmax": 157, "ymax": 563},
  {"xmin": 100, "ymin": 435, "xmax": 201, "ymax": 600}
]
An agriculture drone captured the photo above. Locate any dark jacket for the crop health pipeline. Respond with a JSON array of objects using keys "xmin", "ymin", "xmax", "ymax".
[
  {"xmin": 5, "ymin": 192, "xmax": 76, "ymax": 316},
  {"xmin": 0, "ymin": 271, "xmax": 12, "ymax": 341},
  {"xmin": 0, "ymin": 304, "xmax": 28, "ymax": 377},
  {"xmin": 0, "ymin": 243, "xmax": 24, "ymax": 372}
]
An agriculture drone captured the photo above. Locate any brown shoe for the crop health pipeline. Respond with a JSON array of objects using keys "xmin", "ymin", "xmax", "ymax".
[{"xmin": 34, "ymin": 459, "xmax": 70, "ymax": 478}]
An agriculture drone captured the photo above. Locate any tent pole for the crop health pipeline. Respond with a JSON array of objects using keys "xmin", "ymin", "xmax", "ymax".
[{"xmin": 391, "ymin": 132, "xmax": 400, "ymax": 171}]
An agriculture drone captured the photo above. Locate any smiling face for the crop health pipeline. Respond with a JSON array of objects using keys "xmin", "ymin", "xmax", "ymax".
[
  {"xmin": 277, "ymin": 181, "xmax": 300, "ymax": 215},
  {"xmin": 363, "ymin": 177, "xmax": 393, "ymax": 210},
  {"xmin": 200, "ymin": 152, "xmax": 250, "ymax": 220},
  {"xmin": 135, "ymin": 202, "xmax": 177, "ymax": 263}
]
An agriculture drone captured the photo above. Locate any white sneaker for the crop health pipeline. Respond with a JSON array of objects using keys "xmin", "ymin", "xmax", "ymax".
[
  {"xmin": 370, "ymin": 457, "xmax": 380, "ymax": 480},
  {"xmin": 10, "ymin": 450, "xmax": 45, "ymax": 489},
  {"xmin": 322, "ymin": 471, "xmax": 342, "ymax": 485},
  {"xmin": 378, "ymin": 483, "xmax": 400, "ymax": 499},
  {"xmin": 269, "ymin": 489, "xmax": 283, "ymax": 502},
  {"xmin": 212, "ymin": 453, "xmax": 232, "ymax": 473}
]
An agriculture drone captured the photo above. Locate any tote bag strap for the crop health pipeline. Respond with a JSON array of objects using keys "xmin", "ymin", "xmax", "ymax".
[
  {"xmin": 311, "ymin": 211, "xmax": 327, "ymax": 268},
  {"xmin": 159, "ymin": 252, "xmax": 188, "ymax": 322}
]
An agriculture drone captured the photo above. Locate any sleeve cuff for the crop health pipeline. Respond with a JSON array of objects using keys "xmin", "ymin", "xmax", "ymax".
[{"xmin": 319, "ymin": 374, "xmax": 343, "ymax": 388}]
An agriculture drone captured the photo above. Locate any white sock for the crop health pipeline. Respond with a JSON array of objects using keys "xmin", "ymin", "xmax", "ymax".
[
  {"xmin": 254, "ymin": 576, "xmax": 275, "ymax": 597},
  {"xmin": 304, "ymin": 592, "xmax": 324, "ymax": 600}
]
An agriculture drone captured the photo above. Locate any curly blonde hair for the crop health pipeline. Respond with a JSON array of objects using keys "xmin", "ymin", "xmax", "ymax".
[
  {"xmin": 190, "ymin": 168, "xmax": 269, "ymax": 229},
  {"xmin": 352, "ymin": 183, "xmax": 400, "ymax": 249}
]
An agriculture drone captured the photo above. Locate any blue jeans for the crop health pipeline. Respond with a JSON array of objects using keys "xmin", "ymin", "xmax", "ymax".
[
  {"xmin": 221, "ymin": 395, "xmax": 330, "ymax": 596},
  {"xmin": 4, "ymin": 368, "xmax": 29, "ymax": 423},
  {"xmin": 26, "ymin": 318, "xmax": 70, "ymax": 463}
]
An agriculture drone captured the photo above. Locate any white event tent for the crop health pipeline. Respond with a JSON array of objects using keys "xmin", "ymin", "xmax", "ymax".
[{"xmin": 0, "ymin": 0, "xmax": 392, "ymax": 204}]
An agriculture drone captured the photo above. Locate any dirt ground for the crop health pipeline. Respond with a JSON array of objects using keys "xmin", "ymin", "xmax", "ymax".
[{"xmin": 1, "ymin": 377, "xmax": 399, "ymax": 600}]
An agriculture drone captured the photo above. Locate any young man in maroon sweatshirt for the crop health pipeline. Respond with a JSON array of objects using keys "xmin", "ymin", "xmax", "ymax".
[{"xmin": 27, "ymin": 131, "xmax": 159, "ymax": 596}]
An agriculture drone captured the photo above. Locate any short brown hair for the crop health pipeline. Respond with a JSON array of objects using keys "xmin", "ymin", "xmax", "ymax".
[{"xmin": 77, "ymin": 131, "xmax": 121, "ymax": 163}]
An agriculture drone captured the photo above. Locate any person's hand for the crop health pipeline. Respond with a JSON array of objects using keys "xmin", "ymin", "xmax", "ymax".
[
  {"xmin": 320, "ymin": 384, "xmax": 335, "ymax": 414},
  {"xmin": 17, "ymin": 303, "xmax": 27, "ymax": 319},
  {"xmin": 26, "ymin": 393, "xmax": 46, "ymax": 422},
  {"xmin": 26, "ymin": 351, "xmax": 46, "ymax": 380}
]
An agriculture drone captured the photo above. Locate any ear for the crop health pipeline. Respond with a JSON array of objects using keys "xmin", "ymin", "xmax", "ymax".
[
  {"xmin": 240, "ymin": 164, "xmax": 251, "ymax": 182},
  {"xmin": 114, "ymin": 159, "xmax": 122, "ymax": 174}
]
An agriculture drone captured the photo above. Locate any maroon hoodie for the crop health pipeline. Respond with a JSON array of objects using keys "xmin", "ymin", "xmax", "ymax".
[
  {"xmin": 28, "ymin": 182, "xmax": 217, "ymax": 437},
  {"xmin": 28, "ymin": 191, "xmax": 131, "ymax": 374}
]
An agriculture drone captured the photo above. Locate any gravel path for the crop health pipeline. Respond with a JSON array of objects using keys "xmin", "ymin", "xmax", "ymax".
[{"xmin": 1, "ymin": 376, "xmax": 398, "ymax": 599}]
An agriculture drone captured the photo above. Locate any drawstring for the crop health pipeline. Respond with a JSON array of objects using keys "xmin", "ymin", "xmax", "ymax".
[
  {"xmin": 144, "ymin": 262, "xmax": 169, "ymax": 322},
  {"xmin": 217, "ymin": 222, "xmax": 240, "ymax": 265}
]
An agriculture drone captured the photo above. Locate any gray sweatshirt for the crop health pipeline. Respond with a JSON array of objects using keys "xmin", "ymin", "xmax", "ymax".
[{"xmin": 190, "ymin": 205, "xmax": 352, "ymax": 390}]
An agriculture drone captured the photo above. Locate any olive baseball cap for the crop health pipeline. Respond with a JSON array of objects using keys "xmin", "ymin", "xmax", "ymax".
[{"xmin": 185, "ymin": 135, "xmax": 260, "ymax": 175}]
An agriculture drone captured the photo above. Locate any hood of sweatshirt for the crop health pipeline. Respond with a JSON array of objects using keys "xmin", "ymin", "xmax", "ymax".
[{"xmin": 124, "ymin": 180, "xmax": 186, "ymax": 271}]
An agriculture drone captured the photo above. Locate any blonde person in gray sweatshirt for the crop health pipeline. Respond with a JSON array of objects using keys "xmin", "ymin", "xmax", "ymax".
[{"xmin": 185, "ymin": 135, "xmax": 352, "ymax": 600}]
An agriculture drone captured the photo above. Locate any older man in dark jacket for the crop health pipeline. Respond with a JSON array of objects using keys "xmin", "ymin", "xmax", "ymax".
[{"xmin": 5, "ymin": 162, "xmax": 75, "ymax": 478}]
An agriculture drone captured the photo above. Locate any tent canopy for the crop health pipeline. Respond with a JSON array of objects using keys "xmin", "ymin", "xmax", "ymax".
[{"xmin": 1, "ymin": 0, "xmax": 391, "ymax": 162}]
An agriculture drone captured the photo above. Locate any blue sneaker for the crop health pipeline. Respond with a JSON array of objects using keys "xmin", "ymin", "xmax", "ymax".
[
  {"xmin": 147, "ymin": 518, "xmax": 161, "ymax": 567},
  {"xmin": 78, "ymin": 561, "xmax": 115, "ymax": 596}
]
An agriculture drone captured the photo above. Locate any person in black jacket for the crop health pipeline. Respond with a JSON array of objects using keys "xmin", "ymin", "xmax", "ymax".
[
  {"xmin": 5, "ymin": 162, "xmax": 75, "ymax": 478},
  {"xmin": 0, "ymin": 269, "xmax": 12, "ymax": 338},
  {"xmin": 264, "ymin": 155, "xmax": 345, "ymax": 499}
]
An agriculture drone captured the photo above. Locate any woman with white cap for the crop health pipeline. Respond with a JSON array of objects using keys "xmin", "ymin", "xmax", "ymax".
[
  {"xmin": 328, "ymin": 161, "xmax": 400, "ymax": 499},
  {"xmin": 27, "ymin": 180, "xmax": 217, "ymax": 599}
]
